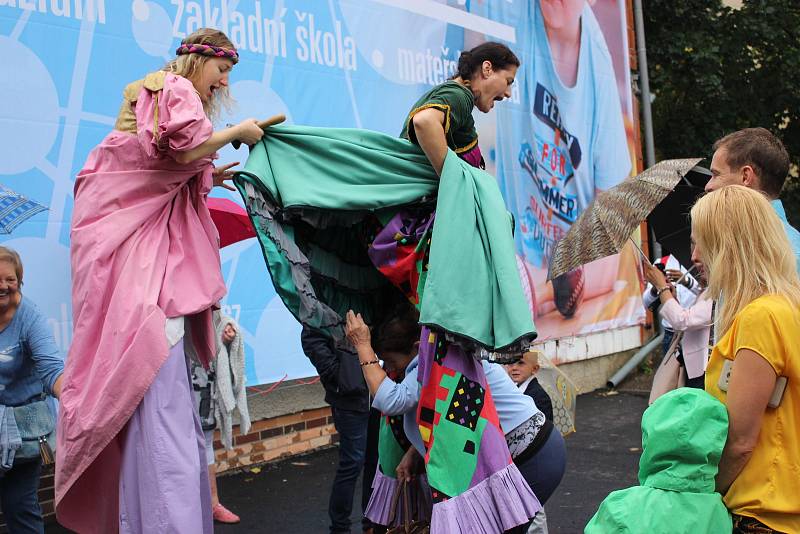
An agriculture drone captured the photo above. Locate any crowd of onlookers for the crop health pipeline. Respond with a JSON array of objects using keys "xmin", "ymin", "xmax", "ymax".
[
  {"xmin": 2, "ymin": 125, "xmax": 799, "ymax": 534},
  {"xmin": 587, "ymin": 128, "xmax": 800, "ymax": 534},
  {"xmin": 303, "ymin": 127, "xmax": 800, "ymax": 534}
]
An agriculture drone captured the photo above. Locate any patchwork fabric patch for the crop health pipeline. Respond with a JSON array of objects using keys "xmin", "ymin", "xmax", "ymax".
[
  {"xmin": 462, "ymin": 439, "xmax": 476, "ymax": 455},
  {"xmin": 445, "ymin": 375, "xmax": 485, "ymax": 430},
  {"xmin": 434, "ymin": 337, "xmax": 449, "ymax": 365},
  {"xmin": 419, "ymin": 406, "xmax": 436, "ymax": 425}
]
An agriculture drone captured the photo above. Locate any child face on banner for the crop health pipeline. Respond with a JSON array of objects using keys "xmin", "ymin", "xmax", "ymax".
[
  {"xmin": 540, "ymin": 0, "xmax": 587, "ymax": 31},
  {"xmin": 194, "ymin": 57, "xmax": 234, "ymax": 103}
]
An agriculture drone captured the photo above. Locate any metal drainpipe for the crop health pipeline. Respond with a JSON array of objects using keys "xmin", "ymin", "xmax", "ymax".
[
  {"xmin": 633, "ymin": 0, "xmax": 655, "ymax": 169},
  {"xmin": 631, "ymin": 0, "xmax": 663, "ymax": 387},
  {"xmin": 634, "ymin": 0, "xmax": 661, "ymax": 260},
  {"xmin": 607, "ymin": 332, "xmax": 664, "ymax": 388}
]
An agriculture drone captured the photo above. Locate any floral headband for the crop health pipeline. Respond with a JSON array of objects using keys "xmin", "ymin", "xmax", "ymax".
[{"xmin": 175, "ymin": 42, "xmax": 239, "ymax": 64}]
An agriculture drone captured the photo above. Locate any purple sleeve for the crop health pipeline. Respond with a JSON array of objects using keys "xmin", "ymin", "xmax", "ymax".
[{"xmin": 136, "ymin": 74, "xmax": 213, "ymax": 160}]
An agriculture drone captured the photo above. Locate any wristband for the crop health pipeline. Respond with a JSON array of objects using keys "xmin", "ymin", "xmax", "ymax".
[
  {"xmin": 656, "ymin": 286, "xmax": 671, "ymax": 297},
  {"xmin": 360, "ymin": 359, "xmax": 380, "ymax": 367}
]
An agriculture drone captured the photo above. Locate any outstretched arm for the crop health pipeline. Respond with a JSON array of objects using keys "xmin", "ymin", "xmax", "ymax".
[
  {"xmin": 345, "ymin": 311, "xmax": 421, "ymax": 415},
  {"xmin": 660, "ymin": 296, "xmax": 712, "ymax": 332},
  {"xmin": 174, "ymin": 119, "xmax": 264, "ymax": 164}
]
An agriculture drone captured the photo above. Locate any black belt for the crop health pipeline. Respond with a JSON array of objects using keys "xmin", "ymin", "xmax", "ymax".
[{"xmin": 512, "ymin": 418, "xmax": 555, "ymax": 467}]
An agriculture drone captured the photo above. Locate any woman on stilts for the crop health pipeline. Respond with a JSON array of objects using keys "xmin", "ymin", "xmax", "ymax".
[
  {"xmin": 367, "ymin": 42, "xmax": 544, "ymax": 533},
  {"xmin": 55, "ymin": 28, "xmax": 263, "ymax": 534}
]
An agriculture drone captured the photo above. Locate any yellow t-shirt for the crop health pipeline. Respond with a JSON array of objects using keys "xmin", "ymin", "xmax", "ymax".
[{"xmin": 705, "ymin": 294, "xmax": 800, "ymax": 533}]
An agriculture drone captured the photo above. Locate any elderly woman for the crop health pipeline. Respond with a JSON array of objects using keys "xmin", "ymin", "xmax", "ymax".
[
  {"xmin": 0, "ymin": 246, "xmax": 63, "ymax": 533},
  {"xmin": 56, "ymin": 28, "xmax": 263, "ymax": 534},
  {"xmin": 692, "ymin": 185, "xmax": 800, "ymax": 534}
]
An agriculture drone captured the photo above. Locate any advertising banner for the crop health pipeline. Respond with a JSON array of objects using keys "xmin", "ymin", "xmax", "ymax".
[
  {"xmin": 470, "ymin": 0, "xmax": 645, "ymax": 342},
  {"xmin": 0, "ymin": 0, "xmax": 642, "ymax": 384}
]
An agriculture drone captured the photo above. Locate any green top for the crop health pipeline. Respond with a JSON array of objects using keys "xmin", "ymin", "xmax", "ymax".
[
  {"xmin": 584, "ymin": 388, "xmax": 732, "ymax": 534},
  {"xmin": 399, "ymin": 81, "xmax": 478, "ymax": 154},
  {"xmin": 234, "ymin": 124, "xmax": 535, "ymax": 352}
]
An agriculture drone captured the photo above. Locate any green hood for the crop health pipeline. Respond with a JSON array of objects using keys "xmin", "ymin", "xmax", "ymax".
[
  {"xmin": 585, "ymin": 389, "xmax": 732, "ymax": 534},
  {"xmin": 639, "ymin": 388, "xmax": 728, "ymax": 493}
]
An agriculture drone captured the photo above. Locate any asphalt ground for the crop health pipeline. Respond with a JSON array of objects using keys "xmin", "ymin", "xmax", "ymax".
[
  {"xmin": 215, "ymin": 390, "xmax": 648, "ymax": 533},
  {"xmin": 46, "ymin": 390, "xmax": 648, "ymax": 534}
]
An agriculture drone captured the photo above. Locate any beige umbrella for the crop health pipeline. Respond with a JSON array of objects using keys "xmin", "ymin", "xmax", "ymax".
[
  {"xmin": 526, "ymin": 351, "xmax": 579, "ymax": 436},
  {"xmin": 547, "ymin": 158, "xmax": 702, "ymax": 281}
]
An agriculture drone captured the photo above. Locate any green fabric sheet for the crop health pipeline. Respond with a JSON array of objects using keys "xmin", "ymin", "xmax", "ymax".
[{"xmin": 234, "ymin": 124, "xmax": 535, "ymax": 352}]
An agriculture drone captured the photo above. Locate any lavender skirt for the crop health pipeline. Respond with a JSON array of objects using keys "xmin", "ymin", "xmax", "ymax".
[{"xmin": 118, "ymin": 338, "xmax": 213, "ymax": 533}]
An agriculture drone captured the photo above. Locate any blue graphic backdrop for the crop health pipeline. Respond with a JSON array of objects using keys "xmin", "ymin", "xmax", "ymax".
[
  {"xmin": 0, "ymin": 0, "xmax": 636, "ymax": 384},
  {"xmin": 0, "ymin": 0, "xmax": 643, "ymax": 384}
]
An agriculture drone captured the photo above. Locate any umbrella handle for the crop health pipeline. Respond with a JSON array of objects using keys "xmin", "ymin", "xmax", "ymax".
[
  {"xmin": 635, "ymin": 240, "xmax": 697, "ymax": 285},
  {"xmin": 628, "ymin": 236, "xmax": 649, "ymax": 263},
  {"xmin": 231, "ymin": 114, "xmax": 287, "ymax": 149},
  {"xmin": 673, "ymin": 264, "xmax": 696, "ymax": 286}
]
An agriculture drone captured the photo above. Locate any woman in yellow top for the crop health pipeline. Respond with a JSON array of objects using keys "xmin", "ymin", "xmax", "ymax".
[{"xmin": 692, "ymin": 185, "xmax": 800, "ymax": 533}]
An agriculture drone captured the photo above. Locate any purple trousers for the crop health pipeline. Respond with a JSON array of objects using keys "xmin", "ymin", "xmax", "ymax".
[{"xmin": 118, "ymin": 338, "xmax": 213, "ymax": 533}]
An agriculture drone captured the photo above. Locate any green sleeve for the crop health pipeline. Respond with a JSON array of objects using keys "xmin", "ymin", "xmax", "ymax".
[{"xmin": 404, "ymin": 84, "xmax": 474, "ymax": 146}]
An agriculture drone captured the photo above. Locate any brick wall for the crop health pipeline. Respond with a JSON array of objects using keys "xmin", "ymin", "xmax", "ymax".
[
  {"xmin": 38, "ymin": 465, "xmax": 56, "ymax": 519},
  {"xmin": 214, "ymin": 406, "xmax": 336, "ymax": 472},
  {"xmin": 0, "ymin": 406, "xmax": 336, "ymax": 531}
]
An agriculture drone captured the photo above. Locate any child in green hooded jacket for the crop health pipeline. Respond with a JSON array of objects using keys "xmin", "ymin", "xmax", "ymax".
[{"xmin": 585, "ymin": 388, "xmax": 732, "ymax": 534}]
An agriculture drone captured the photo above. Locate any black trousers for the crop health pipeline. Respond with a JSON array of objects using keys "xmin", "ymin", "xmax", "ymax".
[{"xmin": 329, "ymin": 407, "xmax": 370, "ymax": 533}]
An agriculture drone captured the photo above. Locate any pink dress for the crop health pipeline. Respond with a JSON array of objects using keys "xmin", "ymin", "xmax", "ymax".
[{"xmin": 55, "ymin": 72, "xmax": 226, "ymax": 533}]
